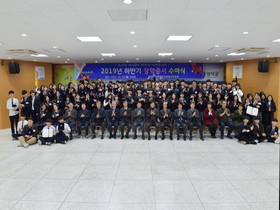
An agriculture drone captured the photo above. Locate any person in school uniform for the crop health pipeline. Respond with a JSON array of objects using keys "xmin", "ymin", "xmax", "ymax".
[
  {"xmin": 19, "ymin": 90, "xmax": 31, "ymax": 118},
  {"xmin": 91, "ymin": 101, "xmax": 106, "ymax": 139},
  {"xmin": 38, "ymin": 119, "xmax": 55, "ymax": 145},
  {"xmin": 29, "ymin": 90, "xmax": 40, "ymax": 124},
  {"xmin": 203, "ymin": 102, "xmax": 217, "ymax": 138},
  {"xmin": 55, "ymin": 117, "xmax": 71, "ymax": 144},
  {"xmin": 7, "ymin": 90, "xmax": 19, "ymax": 138},
  {"xmin": 146, "ymin": 102, "xmax": 159, "ymax": 140},
  {"xmin": 13, "ymin": 114, "xmax": 28, "ymax": 140},
  {"xmin": 187, "ymin": 102, "xmax": 204, "ymax": 141},
  {"xmin": 119, "ymin": 101, "xmax": 132, "ymax": 139},
  {"xmin": 18, "ymin": 117, "xmax": 38, "ymax": 148},
  {"xmin": 107, "ymin": 101, "xmax": 120, "ymax": 139},
  {"xmin": 250, "ymin": 117, "xmax": 267, "ymax": 143},
  {"xmin": 51, "ymin": 104, "xmax": 63, "ymax": 126},
  {"xmin": 173, "ymin": 102, "xmax": 187, "ymax": 140},
  {"xmin": 159, "ymin": 102, "xmax": 173, "ymax": 140},
  {"xmin": 133, "ymin": 102, "xmax": 145, "ymax": 140},
  {"xmin": 63, "ymin": 102, "xmax": 77, "ymax": 140},
  {"xmin": 77, "ymin": 103, "xmax": 90, "ymax": 138},
  {"xmin": 237, "ymin": 116, "xmax": 256, "ymax": 145},
  {"xmin": 265, "ymin": 118, "xmax": 279, "ymax": 143}
]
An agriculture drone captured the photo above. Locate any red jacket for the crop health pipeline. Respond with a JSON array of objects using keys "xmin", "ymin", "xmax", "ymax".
[{"xmin": 203, "ymin": 108, "xmax": 217, "ymax": 125}]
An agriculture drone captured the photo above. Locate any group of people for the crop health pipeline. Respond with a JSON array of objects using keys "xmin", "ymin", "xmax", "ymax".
[{"xmin": 6, "ymin": 77, "xmax": 278, "ymax": 148}]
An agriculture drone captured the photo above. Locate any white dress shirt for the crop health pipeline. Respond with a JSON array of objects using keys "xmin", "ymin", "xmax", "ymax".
[{"xmin": 6, "ymin": 98, "xmax": 19, "ymax": 116}]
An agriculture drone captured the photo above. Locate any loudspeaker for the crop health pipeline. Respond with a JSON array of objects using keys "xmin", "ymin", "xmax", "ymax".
[
  {"xmin": 8, "ymin": 62, "xmax": 20, "ymax": 74},
  {"xmin": 258, "ymin": 61, "xmax": 269, "ymax": 72}
]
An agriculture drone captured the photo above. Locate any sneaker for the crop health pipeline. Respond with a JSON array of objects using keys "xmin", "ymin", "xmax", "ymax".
[
  {"xmin": 23, "ymin": 144, "xmax": 29, "ymax": 148},
  {"xmin": 240, "ymin": 141, "xmax": 246, "ymax": 144},
  {"xmin": 86, "ymin": 135, "xmax": 89, "ymax": 138},
  {"xmin": 17, "ymin": 144, "xmax": 23, "ymax": 147},
  {"xmin": 263, "ymin": 139, "xmax": 268, "ymax": 143},
  {"xmin": 38, "ymin": 140, "xmax": 42, "ymax": 145},
  {"xmin": 227, "ymin": 135, "xmax": 233, "ymax": 139},
  {"xmin": 46, "ymin": 142, "xmax": 51, "ymax": 146},
  {"xmin": 91, "ymin": 134, "xmax": 96, "ymax": 139},
  {"xmin": 254, "ymin": 139, "xmax": 259, "ymax": 143},
  {"xmin": 70, "ymin": 136, "xmax": 73, "ymax": 140},
  {"xmin": 77, "ymin": 135, "xmax": 81, "ymax": 138}
]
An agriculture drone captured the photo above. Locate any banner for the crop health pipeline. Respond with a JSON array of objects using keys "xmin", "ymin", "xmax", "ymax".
[
  {"xmin": 54, "ymin": 65, "xmax": 75, "ymax": 87},
  {"xmin": 74, "ymin": 63, "xmax": 206, "ymax": 80}
]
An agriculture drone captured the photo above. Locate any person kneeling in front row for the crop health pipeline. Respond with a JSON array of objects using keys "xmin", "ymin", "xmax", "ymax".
[
  {"xmin": 38, "ymin": 119, "xmax": 56, "ymax": 146},
  {"xmin": 238, "ymin": 116, "xmax": 256, "ymax": 145},
  {"xmin": 18, "ymin": 117, "xmax": 38, "ymax": 148},
  {"xmin": 265, "ymin": 118, "xmax": 279, "ymax": 143},
  {"xmin": 55, "ymin": 117, "xmax": 71, "ymax": 144}
]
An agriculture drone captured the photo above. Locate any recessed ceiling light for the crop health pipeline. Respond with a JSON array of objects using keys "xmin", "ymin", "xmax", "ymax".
[
  {"xmin": 57, "ymin": 56, "xmax": 60, "ymax": 58},
  {"xmin": 53, "ymin": 46, "xmax": 57, "ymax": 48},
  {"xmin": 95, "ymin": 61, "xmax": 98, "ymax": 63},
  {"xmin": 34, "ymin": 59, "xmax": 37, "ymax": 61},
  {"xmin": 130, "ymin": 31, "xmax": 136, "ymax": 34},
  {"xmin": 215, "ymin": 55, "xmax": 218, "ymax": 57},
  {"xmin": 65, "ymin": 61, "xmax": 68, "ymax": 63},
  {"xmin": 167, "ymin": 35, "xmax": 192, "ymax": 41},
  {"xmin": 215, "ymin": 45, "xmax": 219, "ymax": 47},
  {"xmin": 67, "ymin": 59, "xmax": 70, "ymax": 61},
  {"xmin": 243, "ymin": 32, "xmax": 249, "ymax": 34},
  {"xmin": 220, "ymin": 60, "xmax": 223, "ymax": 62},
  {"xmin": 31, "ymin": 54, "xmax": 49, "ymax": 57},
  {"xmin": 227, "ymin": 52, "xmax": 246, "ymax": 56},
  {"xmin": 76, "ymin": 36, "xmax": 102, "ymax": 42},
  {"xmin": 8, "ymin": 57, "xmax": 11, "ymax": 59},
  {"xmin": 171, "ymin": 58, "xmax": 174, "ymax": 60},
  {"xmin": 123, "ymin": 0, "xmax": 132, "ymax": 4},
  {"xmin": 189, "ymin": 60, "xmax": 192, "ymax": 62},
  {"xmin": 21, "ymin": 34, "xmax": 27, "ymax": 36},
  {"xmin": 206, "ymin": 58, "xmax": 209, "ymax": 60},
  {"xmin": 126, "ymin": 61, "xmax": 129, "ymax": 62},
  {"xmin": 272, "ymin": 38, "xmax": 280, "ymax": 42},
  {"xmin": 241, "ymin": 58, "xmax": 244, "ymax": 60},
  {"xmin": 158, "ymin": 60, "xmax": 161, "ymax": 62},
  {"xmin": 136, "ymin": 58, "xmax": 139, "ymax": 60},
  {"xmin": 101, "ymin": 58, "xmax": 104, "ymax": 60},
  {"xmin": 133, "ymin": 45, "xmax": 137, "ymax": 48},
  {"xmin": 100, "ymin": 53, "xmax": 116, "ymax": 57},
  {"xmin": 266, "ymin": 55, "xmax": 270, "ymax": 57},
  {"xmin": 158, "ymin": 53, "xmax": 173, "ymax": 56}
]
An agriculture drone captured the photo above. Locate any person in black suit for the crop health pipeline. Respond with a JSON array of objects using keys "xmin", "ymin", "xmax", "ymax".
[
  {"xmin": 238, "ymin": 116, "xmax": 256, "ymax": 145},
  {"xmin": 119, "ymin": 101, "xmax": 132, "ymax": 139},
  {"xmin": 91, "ymin": 101, "xmax": 106, "ymax": 139},
  {"xmin": 187, "ymin": 102, "xmax": 204, "ymax": 141},
  {"xmin": 108, "ymin": 101, "xmax": 120, "ymax": 139},
  {"xmin": 159, "ymin": 102, "xmax": 173, "ymax": 140},
  {"xmin": 173, "ymin": 102, "xmax": 187, "ymax": 140},
  {"xmin": 19, "ymin": 90, "xmax": 31, "ymax": 118},
  {"xmin": 29, "ymin": 90, "xmax": 40, "ymax": 123},
  {"xmin": 77, "ymin": 103, "xmax": 90, "ymax": 138},
  {"xmin": 266, "ymin": 118, "xmax": 279, "ymax": 143},
  {"xmin": 146, "ymin": 102, "xmax": 159, "ymax": 140},
  {"xmin": 133, "ymin": 102, "xmax": 145, "ymax": 140}
]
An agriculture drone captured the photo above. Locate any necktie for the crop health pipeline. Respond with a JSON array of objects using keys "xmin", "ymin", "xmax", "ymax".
[
  {"xmin": 11, "ymin": 98, "xmax": 14, "ymax": 107},
  {"xmin": 21, "ymin": 121, "xmax": 24, "ymax": 129}
]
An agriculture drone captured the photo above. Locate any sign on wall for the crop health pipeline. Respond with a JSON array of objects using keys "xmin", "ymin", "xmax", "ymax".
[
  {"xmin": 35, "ymin": 66, "xmax": 45, "ymax": 80},
  {"xmin": 233, "ymin": 65, "xmax": 243, "ymax": 78}
]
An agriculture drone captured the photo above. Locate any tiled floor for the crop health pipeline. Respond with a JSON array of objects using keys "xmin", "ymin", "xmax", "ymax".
[{"xmin": 0, "ymin": 128, "xmax": 279, "ymax": 210}]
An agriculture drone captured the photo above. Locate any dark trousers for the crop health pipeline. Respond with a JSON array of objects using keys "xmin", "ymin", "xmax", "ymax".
[
  {"xmin": 12, "ymin": 133, "xmax": 22, "ymax": 139},
  {"xmin": 77, "ymin": 121, "xmax": 89, "ymax": 135},
  {"xmin": 108, "ymin": 121, "xmax": 118, "ymax": 136},
  {"xmin": 21, "ymin": 109, "xmax": 31, "ymax": 119},
  {"xmin": 176, "ymin": 122, "xmax": 187, "ymax": 137},
  {"xmin": 146, "ymin": 122, "xmax": 159, "ymax": 136},
  {"xmin": 160, "ymin": 122, "xmax": 173, "ymax": 137},
  {"xmin": 39, "ymin": 136, "xmax": 55, "ymax": 144},
  {"xmin": 91, "ymin": 121, "xmax": 105, "ymax": 135},
  {"xmin": 207, "ymin": 123, "xmax": 217, "ymax": 136},
  {"xmin": 238, "ymin": 135, "xmax": 255, "ymax": 144},
  {"xmin": 67, "ymin": 122, "xmax": 75, "ymax": 137},
  {"xmin": 9, "ymin": 114, "xmax": 19, "ymax": 135},
  {"xmin": 220, "ymin": 121, "xmax": 233, "ymax": 136},
  {"xmin": 55, "ymin": 134, "xmax": 69, "ymax": 143},
  {"xmin": 255, "ymin": 136, "xmax": 267, "ymax": 143},
  {"xmin": 31, "ymin": 110, "xmax": 38, "ymax": 124},
  {"xmin": 189, "ymin": 121, "xmax": 203, "ymax": 137},
  {"xmin": 134, "ymin": 121, "xmax": 144, "ymax": 136},
  {"xmin": 267, "ymin": 137, "xmax": 276, "ymax": 143},
  {"xmin": 120, "ymin": 121, "xmax": 131, "ymax": 136}
]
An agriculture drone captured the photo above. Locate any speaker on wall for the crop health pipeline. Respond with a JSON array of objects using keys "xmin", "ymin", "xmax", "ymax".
[
  {"xmin": 258, "ymin": 61, "xmax": 269, "ymax": 72},
  {"xmin": 8, "ymin": 62, "xmax": 20, "ymax": 74}
]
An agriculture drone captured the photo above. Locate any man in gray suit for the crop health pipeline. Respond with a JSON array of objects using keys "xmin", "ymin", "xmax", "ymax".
[
  {"xmin": 173, "ymin": 102, "xmax": 187, "ymax": 140},
  {"xmin": 120, "ymin": 101, "xmax": 132, "ymax": 139},
  {"xmin": 187, "ymin": 102, "xmax": 204, "ymax": 141},
  {"xmin": 159, "ymin": 102, "xmax": 173, "ymax": 140},
  {"xmin": 133, "ymin": 102, "xmax": 145, "ymax": 140},
  {"xmin": 146, "ymin": 102, "xmax": 159, "ymax": 140},
  {"xmin": 63, "ymin": 102, "xmax": 77, "ymax": 140}
]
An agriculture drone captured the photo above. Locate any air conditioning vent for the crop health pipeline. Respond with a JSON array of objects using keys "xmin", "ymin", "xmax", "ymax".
[
  {"xmin": 6, "ymin": 49, "xmax": 37, "ymax": 54},
  {"xmin": 237, "ymin": 47, "xmax": 268, "ymax": 53}
]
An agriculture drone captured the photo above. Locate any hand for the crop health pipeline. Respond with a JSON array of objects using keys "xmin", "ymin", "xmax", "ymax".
[
  {"xmin": 68, "ymin": 112, "xmax": 71, "ymax": 116},
  {"xmin": 181, "ymin": 112, "xmax": 184, "ymax": 116},
  {"xmin": 81, "ymin": 114, "xmax": 85, "ymax": 117},
  {"xmin": 96, "ymin": 114, "xmax": 100, "ymax": 118},
  {"xmin": 262, "ymin": 133, "xmax": 266, "ymax": 137},
  {"xmin": 257, "ymin": 134, "xmax": 260, "ymax": 137},
  {"xmin": 192, "ymin": 112, "xmax": 196, "ymax": 116},
  {"xmin": 124, "ymin": 112, "xmax": 127, "ymax": 116},
  {"xmin": 268, "ymin": 108, "xmax": 271, "ymax": 112},
  {"xmin": 242, "ymin": 129, "xmax": 246, "ymax": 133},
  {"xmin": 250, "ymin": 125, "xmax": 254, "ymax": 130}
]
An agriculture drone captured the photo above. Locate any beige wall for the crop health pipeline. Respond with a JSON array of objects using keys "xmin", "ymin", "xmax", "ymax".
[
  {"xmin": 226, "ymin": 58, "xmax": 280, "ymax": 120},
  {"xmin": 0, "ymin": 60, "xmax": 53, "ymax": 129}
]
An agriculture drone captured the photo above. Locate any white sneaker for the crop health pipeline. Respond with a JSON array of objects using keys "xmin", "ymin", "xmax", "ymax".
[
  {"xmin": 263, "ymin": 139, "xmax": 268, "ymax": 143},
  {"xmin": 38, "ymin": 140, "xmax": 42, "ymax": 145},
  {"xmin": 254, "ymin": 140, "xmax": 259, "ymax": 143},
  {"xmin": 23, "ymin": 144, "xmax": 29, "ymax": 148},
  {"xmin": 240, "ymin": 141, "xmax": 246, "ymax": 145}
]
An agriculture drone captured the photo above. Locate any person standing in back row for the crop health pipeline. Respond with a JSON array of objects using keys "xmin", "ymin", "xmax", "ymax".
[{"xmin": 7, "ymin": 90, "xmax": 19, "ymax": 139}]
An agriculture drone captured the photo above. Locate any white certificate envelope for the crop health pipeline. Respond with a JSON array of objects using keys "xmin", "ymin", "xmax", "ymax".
[{"xmin": 246, "ymin": 106, "xmax": 258, "ymax": 116}]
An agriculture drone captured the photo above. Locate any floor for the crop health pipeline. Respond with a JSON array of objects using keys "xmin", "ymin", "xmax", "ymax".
[{"xmin": 0, "ymin": 128, "xmax": 279, "ymax": 210}]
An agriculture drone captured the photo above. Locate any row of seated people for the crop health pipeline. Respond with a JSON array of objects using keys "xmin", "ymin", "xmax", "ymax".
[{"xmin": 15, "ymin": 100, "xmax": 279, "ymax": 148}]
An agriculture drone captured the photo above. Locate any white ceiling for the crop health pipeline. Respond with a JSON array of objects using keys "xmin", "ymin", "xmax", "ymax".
[{"xmin": 0, "ymin": 0, "xmax": 280, "ymax": 64}]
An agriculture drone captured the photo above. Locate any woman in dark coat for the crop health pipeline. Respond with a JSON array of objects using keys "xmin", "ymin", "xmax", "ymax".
[{"xmin": 262, "ymin": 95, "xmax": 277, "ymax": 128}]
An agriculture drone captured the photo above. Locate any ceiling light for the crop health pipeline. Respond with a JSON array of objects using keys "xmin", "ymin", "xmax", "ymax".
[
  {"xmin": 220, "ymin": 60, "xmax": 223, "ymax": 62},
  {"xmin": 57, "ymin": 56, "xmax": 60, "ymax": 58},
  {"xmin": 136, "ymin": 58, "xmax": 139, "ymax": 60},
  {"xmin": 76, "ymin": 36, "xmax": 102, "ymax": 42},
  {"xmin": 31, "ymin": 54, "xmax": 49, "ymax": 57},
  {"xmin": 206, "ymin": 58, "xmax": 209, "ymax": 60},
  {"xmin": 215, "ymin": 55, "xmax": 218, "ymax": 57},
  {"xmin": 67, "ymin": 59, "xmax": 70, "ymax": 61},
  {"xmin": 266, "ymin": 55, "xmax": 270, "ymax": 57},
  {"xmin": 53, "ymin": 46, "xmax": 57, "ymax": 48},
  {"xmin": 243, "ymin": 32, "xmax": 249, "ymax": 34},
  {"xmin": 158, "ymin": 60, "xmax": 160, "ymax": 62},
  {"xmin": 158, "ymin": 53, "xmax": 173, "ymax": 56},
  {"xmin": 101, "ymin": 58, "xmax": 104, "ymax": 60},
  {"xmin": 241, "ymin": 58, "xmax": 244, "ymax": 60},
  {"xmin": 100, "ymin": 53, "xmax": 116, "ymax": 57},
  {"xmin": 126, "ymin": 61, "xmax": 129, "ymax": 62},
  {"xmin": 272, "ymin": 38, "xmax": 280, "ymax": 42},
  {"xmin": 124, "ymin": 0, "xmax": 132, "ymax": 4},
  {"xmin": 21, "ymin": 34, "xmax": 27, "ymax": 36},
  {"xmin": 167, "ymin": 35, "xmax": 192, "ymax": 41},
  {"xmin": 95, "ymin": 61, "xmax": 98, "ymax": 63},
  {"xmin": 171, "ymin": 58, "xmax": 174, "ymax": 60},
  {"xmin": 215, "ymin": 45, "xmax": 219, "ymax": 47},
  {"xmin": 8, "ymin": 57, "xmax": 11, "ymax": 59},
  {"xmin": 130, "ymin": 31, "xmax": 136, "ymax": 34},
  {"xmin": 133, "ymin": 45, "xmax": 137, "ymax": 48},
  {"xmin": 189, "ymin": 60, "xmax": 192, "ymax": 62},
  {"xmin": 34, "ymin": 59, "xmax": 37, "ymax": 61},
  {"xmin": 227, "ymin": 52, "xmax": 246, "ymax": 56},
  {"xmin": 65, "ymin": 61, "xmax": 68, "ymax": 63}
]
